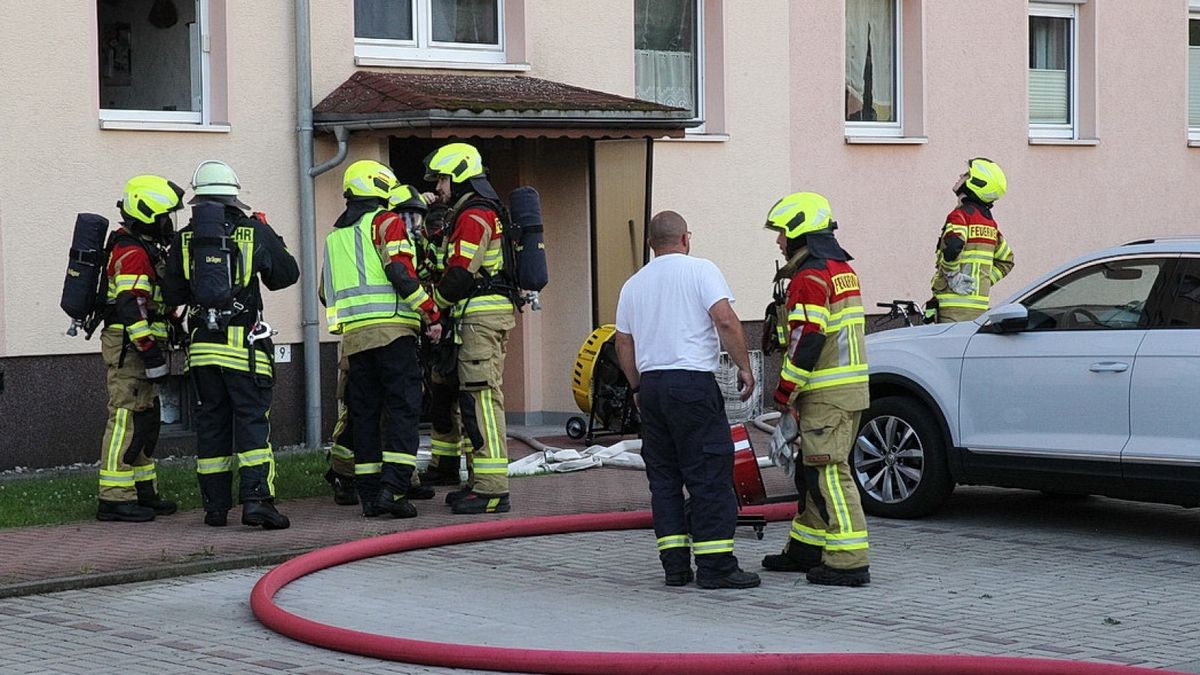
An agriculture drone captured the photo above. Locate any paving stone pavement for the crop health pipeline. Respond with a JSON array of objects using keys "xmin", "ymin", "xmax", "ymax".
[{"xmin": 2, "ymin": 486, "xmax": 1200, "ymax": 672}]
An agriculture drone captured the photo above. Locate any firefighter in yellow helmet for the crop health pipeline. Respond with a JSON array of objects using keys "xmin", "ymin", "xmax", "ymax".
[
  {"xmin": 927, "ymin": 157, "xmax": 1015, "ymax": 323},
  {"xmin": 423, "ymin": 142, "xmax": 516, "ymax": 514},
  {"xmin": 321, "ymin": 161, "xmax": 442, "ymax": 518},
  {"xmin": 96, "ymin": 175, "xmax": 184, "ymax": 522},
  {"xmin": 760, "ymin": 192, "xmax": 871, "ymax": 586}
]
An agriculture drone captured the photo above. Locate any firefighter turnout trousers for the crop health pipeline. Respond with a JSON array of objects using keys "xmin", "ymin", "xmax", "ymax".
[
  {"xmin": 427, "ymin": 366, "xmax": 466, "ymax": 481},
  {"xmin": 639, "ymin": 370, "xmax": 740, "ymax": 581},
  {"xmin": 98, "ymin": 330, "xmax": 163, "ymax": 502},
  {"xmin": 785, "ymin": 400, "xmax": 870, "ymax": 570},
  {"xmin": 328, "ymin": 356, "xmax": 355, "ymax": 479},
  {"xmin": 456, "ymin": 314, "xmax": 514, "ymax": 496},
  {"xmin": 192, "ymin": 364, "xmax": 277, "ymax": 511},
  {"xmin": 347, "ymin": 335, "xmax": 422, "ymax": 501}
]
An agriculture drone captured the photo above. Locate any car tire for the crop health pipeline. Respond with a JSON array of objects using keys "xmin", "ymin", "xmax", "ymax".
[{"xmin": 851, "ymin": 396, "xmax": 954, "ymax": 519}]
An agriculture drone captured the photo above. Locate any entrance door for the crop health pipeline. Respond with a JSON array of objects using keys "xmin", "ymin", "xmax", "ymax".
[{"xmin": 591, "ymin": 140, "xmax": 649, "ymax": 326}]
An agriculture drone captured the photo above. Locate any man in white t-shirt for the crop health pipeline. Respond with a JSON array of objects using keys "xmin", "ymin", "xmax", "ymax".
[{"xmin": 614, "ymin": 210, "xmax": 760, "ymax": 590}]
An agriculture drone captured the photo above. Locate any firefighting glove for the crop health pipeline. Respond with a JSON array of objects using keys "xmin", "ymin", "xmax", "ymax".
[
  {"xmin": 142, "ymin": 345, "xmax": 169, "ymax": 383},
  {"xmin": 944, "ymin": 270, "xmax": 977, "ymax": 296},
  {"xmin": 768, "ymin": 413, "xmax": 799, "ymax": 477}
]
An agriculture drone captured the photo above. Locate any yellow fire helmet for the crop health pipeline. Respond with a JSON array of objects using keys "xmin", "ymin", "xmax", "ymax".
[
  {"xmin": 962, "ymin": 157, "xmax": 1007, "ymax": 203},
  {"xmin": 343, "ymin": 159, "xmax": 397, "ymax": 200},
  {"xmin": 764, "ymin": 191, "xmax": 835, "ymax": 239},
  {"xmin": 423, "ymin": 142, "xmax": 484, "ymax": 183},
  {"xmin": 120, "ymin": 174, "xmax": 184, "ymax": 225},
  {"xmin": 388, "ymin": 183, "xmax": 428, "ymax": 212}
]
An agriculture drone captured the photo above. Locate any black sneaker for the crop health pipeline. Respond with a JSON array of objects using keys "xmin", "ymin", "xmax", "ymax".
[
  {"xmin": 450, "ymin": 492, "xmax": 511, "ymax": 515},
  {"xmin": 241, "ymin": 501, "xmax": 291, "ymax": 530},
  {"xmin": 806, "ymin": 564, "xmax": 870, "ymax": 587},
  {"xmin": 96, "ymin": 500, "xmax": 155, "ymax": 523},
  {"xmin": 376, "ymin": 490, "xmax": 418, "ymax": 518},
  {"xmin": 664, "ymin": 569, "xmax": 694, "ymax": 587},
  {"xmin": 331, "ymin": 475, "xmax": 358, "ymax": 506},
  {"xmin": 204, "ymin": 510, "xmax": 228, "ymax": 527},
  {"xmin": 406, "ymin": 484, "xmax": 436, "ymax": 500},
  {"xmin": 696, "ymin": 569, "xmax": 762, "ymax": 590}
]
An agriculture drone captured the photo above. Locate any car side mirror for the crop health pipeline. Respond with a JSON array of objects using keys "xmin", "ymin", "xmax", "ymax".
[{"xmin": 979, "ymin": 303, "xmax": 1029, "ymax": 334}]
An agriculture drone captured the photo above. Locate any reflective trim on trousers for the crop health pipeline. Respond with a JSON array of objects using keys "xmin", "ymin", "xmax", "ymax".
[
  {"xmin": 381, "ymin": 451, "xmax": 417, "ymax": 467},
  {"xmin": 99, "ymin": 469, "xmax": 135, "ymax": 488},
  {"xmin": 330, "ymin": 443, "xmax": 354, "ymax": 460},
  {"xmin": 692, "ymin": 539, "xmax": 735, "ymax": 556},
  {"xmin": 431, "ymin": 439, "xmax": 461, "ymax": 456},
  {"xmin": 197, "ymin": 456, "xmax": 234, "ymax": 475},
  {"xmin": 656, "ymin": 534, "xmax": 691, "ymax": 551},
  {"xmin": 132, "ymin": 465, "xmax": 156, "ymax": 483},
  {"xmin": 788, "ymin": 520, "xmax": 827, "ymax": 547},
  {"xmin": 473, "ymin": 457, "xmax": 508, "ymax": 475},
  {"xmin": 825, "ymin": 531, "xmax": 870, "ymax": 551},
  {"xmin": 823, "ymin": 464, "xmax": 853, "ymax": 534},
  {"xmin": 355, "ymin": 462, "xmax": 383, "ymax": 476}
]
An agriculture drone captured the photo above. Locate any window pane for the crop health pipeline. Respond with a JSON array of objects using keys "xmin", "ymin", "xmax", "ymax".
[
  {"xmin": 1190, "ymin": 19, "xmax": 1200, "ymax": 127},
  {"xmin": 355, "ymin": 0, "xmax": 413, "ymax": 40},
  {"xmin": 845, "ymin": 0, "xmax": 897, "ymax": 123},
  {"xmin": 1164, "ymin": 259, "xmax": 1200, "ymax": 328},
  {"xmin": 97, "ymin": 0, "xmax": 200, "ymax": 112},
  {"xmin": 1023, "ymin": 260, "xmax": 1164, "ymax": 331},
  {"xmin": 432, "ymin": 0, "xmax": 499, "ymax": 45},
  {"xmin": 1029, "ymin": 15, "xmax": 1071, "ymax": 124},
  {"xmin": 634, "ymin": 0, "xmax": 698, "ymax": 116}
]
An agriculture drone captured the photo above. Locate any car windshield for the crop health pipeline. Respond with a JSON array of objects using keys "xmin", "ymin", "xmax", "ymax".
[{"xmin": 1021, "ymin": 259, "xmax": 1165, "ymax": 330}]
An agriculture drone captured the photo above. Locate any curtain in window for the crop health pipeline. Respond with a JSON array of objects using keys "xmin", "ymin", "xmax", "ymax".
[
  {"xmin": 355, "ymin": 0, "xmax": 414, "ymax": 40},
  {"xmin": 634, "ymin": 0, "xmax": 697, "ymax": 116},
  {"xmin": 845, "ymin": 0, "xmax": 896, "ymax": 123},
  {"xmin": 1029, "ymin": 15, "xmax": 1070, "ymax": 124},
  {"xmin": 432, "ymin": 0, "xmax": 499, "ymax": 45},
  {"xmin": 1190, "ymin": 20, "xmax": 1200, "ymax": 128}
]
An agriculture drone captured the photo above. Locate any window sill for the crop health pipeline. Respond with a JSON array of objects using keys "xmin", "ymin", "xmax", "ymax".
[
  {"xmin": 1188, "ymin": 139, "xmax": 1200, "ymax": 148},
  {"xmin": 844, "ymin": 135, "xmax": 928, "ymax": 145},
  {"xmin": 1028, "ymin": 137, "xmax": 1099, "ymax": 146},
  {"xmin": 658, "ymin": 133, "xmax": 730, "ymax": 143},
  {"xmin": 99, "ymin": 120, "xmax": 231, "ymax": 133},
  {"xmin": 354, "ymin": 57, "xmax": 531, "ymax": 72}
]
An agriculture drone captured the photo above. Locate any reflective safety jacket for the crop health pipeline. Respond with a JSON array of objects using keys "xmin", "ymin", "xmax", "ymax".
[
  {"xmin": 434, "ymin": 193, "xmax": 514, "ymax": 319},
  {"xmin": 103, "ymin": 230, "xmax": 168, "ymax": 358},
  {"xmin": 322, "ymin": 207, "xmax": 438, "ymax": 336},
  {"xmin": 774, "ymin": 253, "xmax": 870, "ymax": 411},
  {"xmin": 162, "ymin": 204, "xmax": 300, "ymax": 377},
  {"xmin": 931, "ymin": 201, "xmax": 1014, "ymax": 320}
]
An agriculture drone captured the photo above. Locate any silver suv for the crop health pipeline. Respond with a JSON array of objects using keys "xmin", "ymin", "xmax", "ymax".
[{"xmin": 854, "ymin": 237, "xmax": 1200, "ymax": 517}]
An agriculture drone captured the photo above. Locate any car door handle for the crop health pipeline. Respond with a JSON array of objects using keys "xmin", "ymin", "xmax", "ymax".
[{"xmin": 1089, "ymin": 362, "xmax": 1129, "ymax": 373}]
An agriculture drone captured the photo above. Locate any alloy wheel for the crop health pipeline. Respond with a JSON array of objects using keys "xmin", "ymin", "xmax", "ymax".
[{"xmin": 853, "ymin": 415, "xmax": 925, "ymax": 504}]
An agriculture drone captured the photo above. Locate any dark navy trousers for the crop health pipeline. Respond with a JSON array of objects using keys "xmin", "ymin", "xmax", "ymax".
[{"xmin": 639, "ymin": 369, "xmax": 739, "ymax": 580}]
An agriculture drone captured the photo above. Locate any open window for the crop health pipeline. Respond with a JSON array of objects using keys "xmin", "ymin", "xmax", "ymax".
[
  {"xmin": 354, "ymin": 0, "xmax": 507, "ymax": 65},
  {"xmin": 97, "ymin": 0, "xmax": 220, "ymax": 127}
]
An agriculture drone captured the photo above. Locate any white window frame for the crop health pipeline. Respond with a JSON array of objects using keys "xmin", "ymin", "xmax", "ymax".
[
  {"xmin": 99, "ymin": 0, "xmax": 211, "ymax": 126},
  {"xmin": 844, "ymin": 0, "xmax": 903, "ymax": 139},
  {"xmin": 354, "ymin": 0, "xmax": 507, "ymax": 65},
  {"xmin": 632, "ymin": 0, "xmax": 705, "ymax": 130},
  {"xmin": 1028, "ymin": 1, "xmax": 1077, "ymax": 141},
  {"xmin": 1189, "ymin": 5, "xmax": 1200, "ymax": 142}
]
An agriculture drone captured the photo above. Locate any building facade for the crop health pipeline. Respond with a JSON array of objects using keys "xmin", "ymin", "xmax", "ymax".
[{"xmin": 1, "ymin": 0, "xmax": 1198, "ymax": 468}]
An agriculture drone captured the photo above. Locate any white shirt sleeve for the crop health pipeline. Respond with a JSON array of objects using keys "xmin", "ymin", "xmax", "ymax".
[
  {"xmin": 615, "ymin": 282, "xmax": 633, "ymax": 334},
  {"xmin": 697, "ymin": 259, "xmax": 734, "ymax": 312}
]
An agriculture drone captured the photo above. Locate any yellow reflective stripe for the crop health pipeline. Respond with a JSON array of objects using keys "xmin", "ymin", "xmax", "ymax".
[
  {"xmin": 197, "ymin": 456, "xmax": 234, "ymax": 474},
  {"xmin": 692, "ymin": 539, "xmax": 735, "ymax": 556},
  {"xmin": 457, "ymin": 240, "xmax": 479, "ymax": 260},
  {"xmin": 339, "ymin": 315, "xmax": 421, "ymax": 333},
  {"xmin": 431, "ymin": 439, "xmax": 461, "ymax": 456},
  {"xmin": 803, "ymin": 364, "xmax": 869, "ymax": 392},
  {"xmin": 400, "ymin": 285, "xmax": 432, "ymax": 313},
  {"xmin": 237, "ymin": 448, "xmax": 273, "ymax": 467},
  {"xmin": 823, "ymin": 465, "xmax": 853, "ymax": 535},
  {"xmin": 480, "ymin": 389, "xmax": 503, "ymax": 459},
  {"xmin": 187, "ymin": 344, "xmax": 274, "ymax": 376},
  {"xmin": 826, "ymin": 306, "xmax": 865, "ymax": 332},
  {"xmin": 825, "ymin": 530, "xmax": 870, "ymax": 551},
  {"xmin": 934, "ymin": 294, "xmax": 990, "ymax": 310},
  {"xmin": 113, "ymin": 275, "xmax": 154, "ymax": 295},
  {"xmin": 132, "ymin": 465, "xmax": 156, "ymax": 482},
  {"xmin": 385, "ymin": 239, "xmax": 416, "ymax": 258},
  {"xmin": 106, "ymin": 408, "xmax": 130, "ymax": 472},
  {"xmin": 656, "ymin": 534, "xmax": 691, "ymax": 551},
  {"xmin": 458, "ymin": 295, "xmax": 514, "ymax": 315},
  {"xmin": 780, "ymin": 360, "xmax": 810, "ymax": 387},
  {"xmin": 382, "ymin": 451, "xmax": 417, "ymax": 467},
  {"xmin": 788, "ymin": 520, "xmax": 826, "ymax": 546},
  {"xmin": 330, "ymin": 443, "xmax": 354, "ymax": 460},
  {"xmin": 99, "ymin": 469, "xmax": 135, "ymax": 487},
  {"xmin": 355, "ymin": 463, "xmax": 382, "ymax": 475},
  {"xmin": 126, "ymin": 320, "xmax": 155, "ymax": 341},
  {"xmin": 474, "ymin": 457, "xmax": 509, "ymax": 475},
  {"xmin": 989, "ymin": 267, "xmax": 1003, "ymax": 284}
]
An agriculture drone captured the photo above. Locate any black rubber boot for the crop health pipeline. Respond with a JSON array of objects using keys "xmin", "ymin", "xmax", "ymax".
[
  {"xmin": 444, "ymin": 484, "xmax": 472, "ymax": 505},
  {"xmin": 135, "ymin": 482, "xmax": 177, "ymax": 516},
  {"xmin": 418, "ymin": 455, "xmax": 462, "ymax": 486},
  {"xmin": 806, "ymin": 564, "xmax": 871, "ymax": 587},
  {"xmin": 375, "ymin": 489, "xmax": 418, "ymax": 518},
  {"xmin": 241, "ymin": 501, "xmax": 291, "ymax": 530},
  {"xmin": 451, "ymin": 492, "xmax": 511, "ymax": 515},
  {"xmin": 664, "ymin": 569, "xmax": 694, "ymax": 587},
  {"xmin": 204, "ymin": 510, "xmax": 228, "ymax": 527},
  {"xmin": 696, "ymin": 568, "xmax": 762, "ymax": 590},
  {"xmin": 96, "ymin": 500, "xmax": 155, "ymax": 523},
  {"xmin": 325, "ymin": 470, "xmax": 359, "ymax": 506},
  {"xmin": 762, "ymin": 542, "xmax": 823, "ymax": 573},
  {"xmin": 406, "ymin": 484, "xmax": 435, "ymax": 500}
]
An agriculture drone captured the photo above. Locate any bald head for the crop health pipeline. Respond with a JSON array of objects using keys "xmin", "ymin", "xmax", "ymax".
[{"xmin": 648, "ymin": 210, "xmax": 689, "ymax": 253}]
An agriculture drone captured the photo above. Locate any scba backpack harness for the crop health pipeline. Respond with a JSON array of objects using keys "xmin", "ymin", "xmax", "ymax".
[{"xmin": 458, "ymin": 186, "xmax": 549, "ymax": 311}]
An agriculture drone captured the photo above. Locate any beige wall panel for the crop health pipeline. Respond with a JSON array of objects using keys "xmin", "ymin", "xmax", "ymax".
[{"xmin": 525, "ymin": 0, "xmax": 633, "ymax": 96}]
